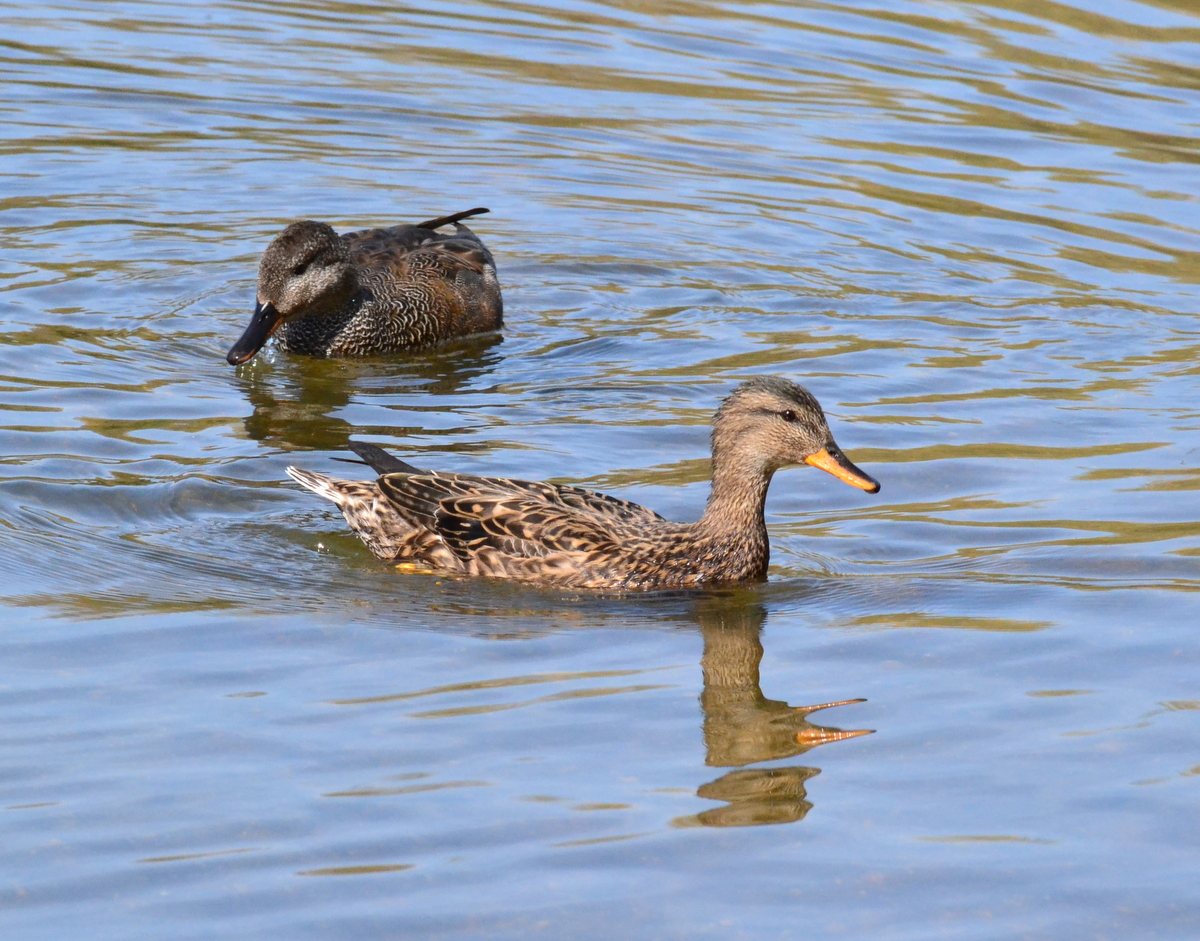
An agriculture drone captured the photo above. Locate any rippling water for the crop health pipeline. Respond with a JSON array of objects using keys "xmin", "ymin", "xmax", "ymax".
[{"xmin": 3, "ymin": 1, "xmax": 1200, "ymax": 937}]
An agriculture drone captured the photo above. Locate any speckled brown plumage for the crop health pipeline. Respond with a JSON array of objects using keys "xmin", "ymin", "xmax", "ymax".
[
  {"xmin": 285, "ymin": 376, "xmax": 881, "ymax": 591},
  {"xmin": 226, "ymin": 208, "xmax": 502, "ymax": 364}
]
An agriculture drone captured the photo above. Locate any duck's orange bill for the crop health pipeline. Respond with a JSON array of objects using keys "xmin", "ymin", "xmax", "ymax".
[
  {"xmin": 795, "ymin": 726, "xmax": 874, "ymax": 748},
  {"xmin": 804, "ymin": 446, "xmax": 881, "ymax": 494}
]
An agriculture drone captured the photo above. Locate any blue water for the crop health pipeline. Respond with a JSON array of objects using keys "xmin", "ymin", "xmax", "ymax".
[{"xmin": 2, "ymin": 1, "xmax": 1199, "ymax": 937}]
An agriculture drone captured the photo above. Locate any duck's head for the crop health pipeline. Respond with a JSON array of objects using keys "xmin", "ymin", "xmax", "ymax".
[
  {"xmin": 226, "ymin": 221, "xmax": 358, "ymax": 365},
  {"xmin": 713, "ymin": 376, "xmax": 880, "ymax": 493}
]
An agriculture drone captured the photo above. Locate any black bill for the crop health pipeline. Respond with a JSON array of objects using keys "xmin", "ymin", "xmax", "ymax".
[{"xmin": 226, "ymin": 300, "xmax": 283, "ymax": 365}]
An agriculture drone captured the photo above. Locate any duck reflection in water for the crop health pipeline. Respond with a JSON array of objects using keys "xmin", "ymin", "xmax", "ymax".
[
  {"xmin": 678, "ymin": 598, "xmax": 872, "ymax": 828},
  {"xmin": 232, "ymin": 333, "xmax": 503, "ymax": 453}
]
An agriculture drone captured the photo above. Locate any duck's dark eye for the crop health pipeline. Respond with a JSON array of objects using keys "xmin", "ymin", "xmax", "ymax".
[
  {"xmin": 781, "ymin": 410, "xmax": 798, "ymax": 423},
  {"xmin": 292, "ymin": 261, "xmax": 309, "ymax": 276}
]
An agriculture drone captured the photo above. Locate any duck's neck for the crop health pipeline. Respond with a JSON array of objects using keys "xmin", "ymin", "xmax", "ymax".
[
  {"xmin": 695, "ymin": 452, "xmax": 773, "ymax": 579},
  {"xmin": 702, "ymin": 451, "xmax": 773, "ymax": 528}
]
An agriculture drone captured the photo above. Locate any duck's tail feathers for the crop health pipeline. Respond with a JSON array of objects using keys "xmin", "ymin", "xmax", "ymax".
[
  {"xmin": 286, "ymin": 466, "xmax": 356, "ymax": 506},
  {"xmin": 346, "ymin": 441, "xmax": 425, "ymax": 476},
  {"xmin": 287, "ymin": 465, "xmax": 418, "ymax": 561},
  {"xmin": 416, "ymin": 207, "xmax": 489, "ymax": 230}
]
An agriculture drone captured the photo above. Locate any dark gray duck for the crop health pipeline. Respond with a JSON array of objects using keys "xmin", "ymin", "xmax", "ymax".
[
  {"xmin": 227, "ymin": 207, "xmax": 502, "ymax": 364},
  {"xmin": 286, "ymin": 376, "xmax": 881, "ymax": 591}
]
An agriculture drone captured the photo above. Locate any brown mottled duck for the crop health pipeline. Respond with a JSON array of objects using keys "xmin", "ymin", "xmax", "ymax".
[
  {"xmin": 226, "ymin": 207, "xmax": 502, "ymax": 364},
  {"xmin": 286, "ymin": 376, "xmax": 880, "ymax": 591}
]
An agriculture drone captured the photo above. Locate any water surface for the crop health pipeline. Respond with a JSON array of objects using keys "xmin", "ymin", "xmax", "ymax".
[{"xmin": 2, "ymin": 1, "xmax": 1199, "ymax": 938}]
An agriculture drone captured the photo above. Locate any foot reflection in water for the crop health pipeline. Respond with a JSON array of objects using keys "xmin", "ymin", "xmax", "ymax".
[
  {"xmin": 677, "ymin": 599, "xmax": 872, "ymax": 828},
  {"xmin": 233, "ymin": 334, "xmax": 503, "ymax": 452}
]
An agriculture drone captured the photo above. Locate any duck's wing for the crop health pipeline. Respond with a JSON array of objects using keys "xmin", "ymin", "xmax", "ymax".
[
  {"xmin": 541, "ymin": 483, "xmax": 667, "ymax": 527},
  {"xmin": 343, "ymin": 214, "xmax": 495, "ymax": 280},
  {"xmin": 376, "ymin": 473, "xmax": 661, "ymax": 564}
]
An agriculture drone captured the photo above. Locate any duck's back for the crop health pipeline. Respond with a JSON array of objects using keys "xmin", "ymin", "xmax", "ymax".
[
  {"xmin": 337, "ymin": 222, "xmax": 501, "ymax": 354},
  {"xmin": 375, "ymin": 470, "xmax": 730, "ymax": 589}
]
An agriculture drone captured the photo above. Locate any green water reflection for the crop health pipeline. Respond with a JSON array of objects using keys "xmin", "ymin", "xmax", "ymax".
[
  {"xmin": 2, "ymin": 0, "xmax": 1200, "ymax": 937},
  {"xmin": 681, "ymin": 599, "xmax": 872, "ymax": 827}
]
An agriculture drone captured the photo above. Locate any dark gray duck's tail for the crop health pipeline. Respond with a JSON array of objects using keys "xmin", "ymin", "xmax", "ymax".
[
  {"xmin": 416, "ymin": 207, "xmax": 489, "ymax": 230},
  {"xmin": 345, "ymin": 440, "xmax": 426, "ymax": 476}
]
